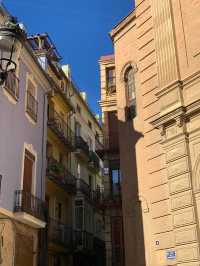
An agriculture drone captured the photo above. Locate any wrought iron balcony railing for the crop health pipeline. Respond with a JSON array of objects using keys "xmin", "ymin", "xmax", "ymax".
[
  {"xmin": 76, "ymin": 178, "xmax": 92, "ymax": 200},
  {"xmin": 75, "ymin": 136, "xmax": 90, "ymax": 157},
  {"xmin": 92, "ymin": 187, "xmax": 122, "ymax": 209},
  {"xmin": 48, "ymin": 218, "xmax": 73, "ymax": 248},
  {"xmin": 95, "ymin": 137, "xmax": 104, "ymax": 153},
  {"xmin": 89, "ymin": 151, "xmax": 100, "ymax": 171},
  {"xmin": 14, "ymin": 190, "xmax": 46, "ymax": 221},
  {"xmin": 95, "ymin": 132, "xmax": 119, "ymax": 158},
  {"xmin": 4, "ymin": 70, "xmax": 19, "ymax": 100},
  {"xmin": 26, "ymin": 90, "xmax": 38, "ymax": 122},
  {"xmin": 48, "ymin": 110, "xmax": 75, "ymax": 150},
  {"xmin": 76, "ymin": 180, "xmax": 104, "ymax": 208},
  {"xmin": 74, "ymin": 230, "xmax": 94, "ymax": 251},
  {"xmin": 92, "ymin": 188, "xmax": 104, "ymax": 206},
  {"xmin": 46, "ymin": 157, "xmax": 77, "ymax": 194}
]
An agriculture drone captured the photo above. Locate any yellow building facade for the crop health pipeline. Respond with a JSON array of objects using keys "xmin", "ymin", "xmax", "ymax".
[{"xmin": 28, "ymin": 34, "xmax": 105, "ymax": 266}]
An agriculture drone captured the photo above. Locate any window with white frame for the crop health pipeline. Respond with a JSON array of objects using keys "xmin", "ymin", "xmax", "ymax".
[{"xmin": 26, "ymin": 77, "xmax": 38, "ymax": 122}]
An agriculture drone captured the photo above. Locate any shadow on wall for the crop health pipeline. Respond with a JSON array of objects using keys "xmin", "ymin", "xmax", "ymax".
[{"xmin": 118, "ymin": 116, "xmax": 146, "ymax": 266}]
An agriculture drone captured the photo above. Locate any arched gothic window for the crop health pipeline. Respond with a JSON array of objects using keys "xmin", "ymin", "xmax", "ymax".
[{"xmin": 125, "ymin": 67, "xmax": 135, "ymax": 103}]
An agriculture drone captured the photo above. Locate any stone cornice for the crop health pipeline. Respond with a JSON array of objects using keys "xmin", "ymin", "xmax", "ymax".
[
  {"xmin": 151, "ymin": 106, "xmax": 185, "ymax": 128},
  {"xmin": 110, "ymin": 10, "xmax": 136, "ymax": 41},
  {"xmin": 182, "ymin": 69, "xmax": 200, "ymax": 87},
  {"xmin": 186, "ymin": 99, "xmax": 200, "ymax": 117},
  {"xmin": 151, "ymin": 99, "xmax": 200, "ymax": 129},
  {"xmin": 99, "ymin": 99, "xmax": 117, "ymax": 109},
  {"xmin": 155, "ymin": 80, "xmax": 182, "ymax": 98}
]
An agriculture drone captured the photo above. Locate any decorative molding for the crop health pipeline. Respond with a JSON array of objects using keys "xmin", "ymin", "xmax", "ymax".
[
  {"xmin": 151, "ymin": 0, "xmax": 179, "ymax": 87},
  {"xmin": 151, "ymin": 107, "xmax": 185, "ymax": 128},
  {"xmin": 110, "ymin": 10, "xmax": 136, "ymax": 40},
  {"xmin": 120, "ymin": 61, "xmax": 138, "ymax": 83}
]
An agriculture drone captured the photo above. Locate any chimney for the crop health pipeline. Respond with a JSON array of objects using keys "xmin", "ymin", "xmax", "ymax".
[{"xmin": 62, "ymin": 64, "xmax": 71, "ymax": 81}]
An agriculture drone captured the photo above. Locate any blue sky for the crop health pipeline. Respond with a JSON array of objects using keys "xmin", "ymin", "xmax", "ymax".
[{"xmin": 3, "ymin": 0, "xmax": 134, "ymax": 114}]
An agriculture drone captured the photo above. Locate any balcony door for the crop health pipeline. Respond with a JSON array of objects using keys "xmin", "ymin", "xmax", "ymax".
[
  {"xmin": 75, "ymin": 121, "xmax": 81, "ymax": 137},
  {"xmin": 23, "ymin": 149, "xmax": 35, "ymax": 193}
]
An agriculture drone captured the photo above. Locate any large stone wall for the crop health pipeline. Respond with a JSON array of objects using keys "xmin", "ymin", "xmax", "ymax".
[{"xmin": 111, "ymin": 0, "xmax": 200, "ymax": 265}]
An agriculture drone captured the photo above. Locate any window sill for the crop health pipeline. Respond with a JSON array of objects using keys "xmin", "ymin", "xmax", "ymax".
[
  {"xmin": 25, "ymin": 111, "xmax": 37, "ymax": 126},
  {"xmin": 3, "ymin": 87, "xmax": 19, "ymax": 105}
]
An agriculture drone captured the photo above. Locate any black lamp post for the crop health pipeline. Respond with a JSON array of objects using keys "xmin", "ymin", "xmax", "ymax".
[{"xmin": 0, "ymin": 16, "xmax": 26, "ymax": 85}]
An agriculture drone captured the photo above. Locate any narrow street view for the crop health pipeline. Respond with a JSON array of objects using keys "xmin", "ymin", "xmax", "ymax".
[{"xmin": 1, "ymin": 0, "xmax": 200, "ymax": 266}]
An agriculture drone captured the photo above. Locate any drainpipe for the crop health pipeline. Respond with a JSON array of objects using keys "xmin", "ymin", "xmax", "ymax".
[
  {"xmin": 39, "ymin": 89, "xmax": 51, "ymax": 266},
  {"xmin": 40, "ymin": 92, "xmax": 47, "ymax": 201}
]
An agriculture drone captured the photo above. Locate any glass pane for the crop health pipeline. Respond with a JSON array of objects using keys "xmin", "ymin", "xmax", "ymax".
[
  {"xmin": 112, "ymin": 169, "xmax": 120, "ymax": 184},
  {"xmin": 125, "ymin": 68, "xmax": 135, "ymax": 101}
]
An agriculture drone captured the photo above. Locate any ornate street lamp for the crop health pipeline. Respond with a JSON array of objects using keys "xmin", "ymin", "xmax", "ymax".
[{"xmin": 0, "ymin": 16, "xmax": 26, "ymax": 85}]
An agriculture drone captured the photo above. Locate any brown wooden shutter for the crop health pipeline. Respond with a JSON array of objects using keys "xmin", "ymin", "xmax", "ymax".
[{"xmin": 23, "ymin": 150, "xmax": 35, "ymax": 193}]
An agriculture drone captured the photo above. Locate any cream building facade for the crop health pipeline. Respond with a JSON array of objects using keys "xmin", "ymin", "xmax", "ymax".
[
  {"xmin": 100, "ymin": 0, "xmax": 200, "ymax": 266},
  {"xmin": 0, "ymin": 5, "xmax": 50, "ymax": 266}
]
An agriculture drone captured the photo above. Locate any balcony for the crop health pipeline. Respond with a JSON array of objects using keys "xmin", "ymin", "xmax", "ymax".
[
  {"xmin": 74, "ymin": 230, "xmax": 94, "ymax": 251},
  {"xmin": 48, "ymin": 218, "xmax": 73, "ymax": 248},
  {"xmin": 95, "ymin": 187, "xmax": 122, "ymax": 209},
  {"xmin": 95, "ymin": 133, "xmax": 119, "ymax": 158},
  {"xmin": 95, "ymin": 137, "xmax": 104, "ymax": 159},
  {"xmin": 48, "ymin": 76, "xmax": 74, "ymax": 111},
  {"xmin": 76, "ymin": 178, "xmax": 92, "ymax": 200},
  {"xmin": 88, "ymin": 151, "xmax": 100, "ymax": 172},
  {"xmin": 14, "ymin": 190, "xmax": 46, "ymax": 228},
  {"xmin": 74, "ymin": 136, "xmax": 90, "ymax": 160},
  {"xmin": 46, "ymin": 157, "xmax": 77, "ymax": 194},
  {"xmin": 76, "ymin": 180, "xmax": 104, "ymax": 209},
  {"xmin": 4, "ymin": 70, "xmax": 19, "ymax": 100},
  {"xmin": 26, "ymin": 90, "xmax": 38, "ymax": 122},
  {"xmin": 92, "ymin": 188, "xmax": 103, "ymax": 207},
  {"xmin": 48, "ymin": 110, "xmax": 75, "ymax": 150}
]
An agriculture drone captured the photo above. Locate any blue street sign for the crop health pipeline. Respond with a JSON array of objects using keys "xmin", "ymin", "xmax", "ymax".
[{"xmin": 166, "ymin": 251, "xmax": 176, "ymax": 260}]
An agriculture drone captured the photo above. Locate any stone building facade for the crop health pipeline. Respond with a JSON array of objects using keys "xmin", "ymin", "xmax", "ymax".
[
  {"xmin": 99, "ymin": 54, "xmax": 124, "ymax": 266},
  {"xmin": 100, "ymin": 0, "xmax": 200, "ymax": 266},
  {"xmin": 0, "ymin": 5, "xmax": 50, "ymax": 266},
  {"xmin": 28, "ymin": 32, "xmax": 105, "ymax": 266}
]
